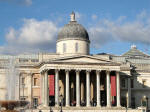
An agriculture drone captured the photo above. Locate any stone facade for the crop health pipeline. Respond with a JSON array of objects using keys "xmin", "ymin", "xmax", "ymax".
[{"xmin": 0, "ymin": 13, "xmax": 149, "ymax": 112}]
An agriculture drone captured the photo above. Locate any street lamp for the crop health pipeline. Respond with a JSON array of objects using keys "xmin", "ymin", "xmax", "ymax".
[
  {"xmin": 126, "ymin": 106, "xmax": 128, "ymax": 112},
  {"xmin": 59, "ymin": 94, "xmax": 63, "ymax": 112},
  {"xmin": 39, "ymin": 109, "xmax": 42, "ymax": 112},
  {"xmin": 146, "ymin": 97, "xmax": 148, "ymax": 111},
  {"xmin": 49, "ymin": 100, "xmax": 53, "ymax": 112},
  {"xmin": 22, "ymin": 83, "xmax": 25, "ymax": 100}
]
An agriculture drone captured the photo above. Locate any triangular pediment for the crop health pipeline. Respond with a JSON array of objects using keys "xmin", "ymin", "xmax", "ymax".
[{"xmin": 51, "ymin": 55, "xmax": 119, "ymax": 64}]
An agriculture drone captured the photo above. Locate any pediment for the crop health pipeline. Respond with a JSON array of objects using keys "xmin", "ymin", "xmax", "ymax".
[{"xmin": 52, "ymin": 55, "xmax": 118, "ymax": 64}]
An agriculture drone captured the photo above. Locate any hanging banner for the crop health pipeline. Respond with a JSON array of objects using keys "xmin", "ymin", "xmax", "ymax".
[
  {"xmin": 49, "ymin": 75, "xmax": 55, "ymax": 96},
  {"xmin": 111, "ymin": 75, "xmax": 116, "ymax": 96}
]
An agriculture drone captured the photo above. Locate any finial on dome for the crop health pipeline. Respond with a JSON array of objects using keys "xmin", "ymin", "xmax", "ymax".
[
  {"xmin": 131, "ymin": 44, "xmax": 137, "ymax": 49},
  {"xmin": 70, "ymin": 11, "xmax": 75, "ymax": 21}
]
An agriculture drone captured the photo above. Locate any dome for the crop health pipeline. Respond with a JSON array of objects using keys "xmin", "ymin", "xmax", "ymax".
[
  {"xmin": 56, "ymin": 12, "xmax": 90, "ymax": 55},
  {"xmin": 57, "ymin": 12, "xmax": 89, "ymax": 41}
]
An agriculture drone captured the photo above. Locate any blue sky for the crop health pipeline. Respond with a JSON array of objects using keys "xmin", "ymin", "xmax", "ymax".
[{"xmin": 0, "ymin": 0, "xmax": 150, "ymax": 55}]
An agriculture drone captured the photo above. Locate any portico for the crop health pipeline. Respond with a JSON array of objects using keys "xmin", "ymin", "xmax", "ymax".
[{"xmin": 40, "ymin": 55, "xmax": 123, "ymax": 108}]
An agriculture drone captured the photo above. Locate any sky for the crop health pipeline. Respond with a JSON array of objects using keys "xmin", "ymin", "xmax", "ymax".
[{"xmin": 0, "ymin": 0, "xmax": 150, "ymax": 55}]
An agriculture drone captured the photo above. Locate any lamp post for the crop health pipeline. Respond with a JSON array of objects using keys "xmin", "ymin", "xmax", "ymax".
[
  {"xmin": 126, "ymin": 106, "xmax": 128, "ymax": 112},
  {"xmin": 146, "ymin": 97, "xmax": 148, "ymax": 112},
  {"xmin": 59, "ymin": 94, "xmax": 63, "ymax": 112},
  {"xmin": 22, "ymin": 83, "xmax": 25, "ymax": 100},
  {"xmin": 49, "ymin": 100, "xmax": 53, "ymax": 112},
  {"xmin": 39, "ymin": 109, "xmax": 42, "ymax": 112}
]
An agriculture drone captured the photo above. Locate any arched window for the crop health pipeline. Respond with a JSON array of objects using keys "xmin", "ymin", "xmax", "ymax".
[
  {"xmin": 75, "ymin": 43, "xmax": 78, "ymax": 52},
  {"xmin": 63, "ymin": 43, "xmax": 66, "ymax": 53}
]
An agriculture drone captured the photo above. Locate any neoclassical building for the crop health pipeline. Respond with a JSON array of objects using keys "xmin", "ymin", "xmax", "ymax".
[{"xmin": 0, "ymin": 12, "xmax": 150, "ymax": 111}]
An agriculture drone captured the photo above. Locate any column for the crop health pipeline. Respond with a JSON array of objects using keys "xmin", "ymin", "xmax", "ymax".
[
  {"xmin": 66, "ymin": 70, "xmax": 70, "ymax": 106},
  {"xmin": 55, "ymin": 69, "xmax": 59, "ymax": 106},
  {"xmin": 106, "ymin": 71, "xmax": 111, "ymax": 107},
  {"xmin": 76, "ymin": 70, "xmax": 80, "ymax": 107},
  {"xmin": 40, "ymin": 73, "xmax": 44, "ymax": 104},
  {"xmin": 96, "ymin": 70, "xmax": 101, "ymax": 107},
  {"xmin": 44, "ymin": 70, "xmax": 49, "ymax": 106},
  {"xmin": 41, "ymin": 73, "xmax": 45, "ymax": 105},
  {"xmin": 116, "ymin": 71, "xmax": 121, "ymax": 107},
  {"xmin": 86, "ymin": 70, "xmax": 90, "ymax": 107},
  {"xmin": 127, "ymin": 77, "xmax": 131, "ymax": 108},
  {"xmin": 27, "ymin": 73, "xmax": 32, "ymax": 106},
  {"xmin": 81, "ymin": 82, "xmax": 84, "ymax": 102}
]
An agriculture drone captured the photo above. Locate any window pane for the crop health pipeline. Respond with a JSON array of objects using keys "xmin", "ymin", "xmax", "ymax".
[
  {"xmin": 121, "ymin": 79, "xmax": 125, "ymax": 88},
  {"xmin": 75, "ymin": 43, "xmax": 78, "ymax": 52},
  {"xmin": 34, "ymin": 78, "xmax": 38, "ymax": 86},
  {"xmin": 131, "ymin": 79, "xmax": 134, "ymax": 88},
  {"xmin": 63, "ymin": 43, "xmax": 66, "ymax": 53},
  {"xmin": 22, "ymin": 77, "xmax": 25, "ymax": 85}
]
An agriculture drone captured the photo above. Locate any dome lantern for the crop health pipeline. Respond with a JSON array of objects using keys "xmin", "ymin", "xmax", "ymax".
[{"xmin": 70, "ymin": 11, "xmax": 75, "ymax": 22}]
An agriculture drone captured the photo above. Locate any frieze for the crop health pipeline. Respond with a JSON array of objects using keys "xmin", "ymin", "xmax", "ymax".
[{"xmin": 39, "ymin": 63, "xmax": 121, "ymax": 73}]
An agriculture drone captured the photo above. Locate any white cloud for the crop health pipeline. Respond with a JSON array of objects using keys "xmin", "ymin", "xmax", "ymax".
[
  {"xmin": 2, "ymin": 19, "xmax": 59, "ymax": 54},
  {"xmin": 2, "ymin": 11, "xmax": 150, "ymax": 54},
  {"xmin": 23, "ymin": 0, "xmax": 32, "ymax": 6},
  {"xmin": 0, "ymin": 0, "xmax": 32, "ymax": 6},
  {"xmin": 75, "ymin": 12, "xmax": 82, "ymax": 21},
  {"xmin": 88, "ymin": 11, "xmax": 150, "ymax": 48},
  {"xmin": 91, "ymin": 14, "xmax": 97, "ymax": 20}
]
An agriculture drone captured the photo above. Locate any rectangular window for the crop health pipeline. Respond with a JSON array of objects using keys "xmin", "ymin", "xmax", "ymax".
[
  {"xmin": 31, "ymin": 59, "xmax": 39, "ymax": 62},
  {"xmin": 121, "ymin": 78, "xmax": 126, "ymax": 88},
  {"xmin": 19, "ymin": 59, "xmax": 28, "ymax": 63},
  {"xmin": 33, "ymin": 98, "xmax": 38, "ymax": 108},
  {"xmin": 34, "ymin": 78, "xmax": 38, "ymax": 86},
  {"xmin": 142, "ymin": 80, "xmax": 146, "ymax": 88},
  {"xmin": 75, "ymin": 43, "xmax": 78, "ymax": 52},
  {"xmin": 131, "ymin": 97, "xmax": 135, "ymax": 108},
  {"xmin": 22, "ymin": 77, "xmax": 25, "ymax": 85},
  {"xmin": 131, "ymin": 79, "xmax": 134, "ymax": 88},
  {"xmin": 63, "ymin": 43, "xmax": 66, "ymax": 53}
]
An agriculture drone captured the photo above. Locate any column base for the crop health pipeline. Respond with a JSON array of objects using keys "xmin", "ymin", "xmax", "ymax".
[
  {"xmin": 55, "ymin": 104, "xmax": 59, "ymax": 107},
  {"xmin": 66, "ymin": 105, "xmax": 70, "ymax": 107},
  {"xmin": 96, "ymin": 105, "xmax": 101, "ymax": 107},
  {"xmin": 76, "ymin": 105, "xmax": 80, "ymax": 107},
  {"xmin": 117, "ymin": 105, "xmax": 122, "ymax": 108},
  {"xmin": 107, "ymin": 105, "xmax": 111, "ymax": 108},
  {"xmin": 86, "ymin": 105, "xmax": 91, "ymax": 107}
]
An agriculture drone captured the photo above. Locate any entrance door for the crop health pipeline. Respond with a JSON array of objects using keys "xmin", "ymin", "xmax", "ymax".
[{"xmin": 101, "ymin": 91, "xmax": 106, "ymax": 106}]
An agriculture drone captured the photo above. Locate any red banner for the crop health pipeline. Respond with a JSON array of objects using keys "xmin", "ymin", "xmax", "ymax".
[
  {"xmin": 111, "ymin": 75, "xmax": 116, "ymax": 96},
  {"xmin": 49, "ymin": 75, "xmax": 55, "ymax": 96}
]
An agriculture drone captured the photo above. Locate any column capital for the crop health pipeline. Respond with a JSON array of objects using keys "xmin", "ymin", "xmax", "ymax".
[
  {"xmin": 76, "ymin": 69, "xmax": 81, "ymax": 73},
  {"xmin": 106, "ymin": 70, "xmax": 110, "ymax": 75},
  {"xmin": 41, "ymin": 69, "xmax": 49, "ymax": 74},
  {"xmin": 96, "ymin": 70, "xmax": 101, "ymax": 74},
  {"xmin": 55, "ymin": 69, "xmax": 60, "ymax": 72},
  {"xmin": 116, "ymin": 71, "xmax": 120, "ymax": 74},
  {"xmin": 86, "ymin": 70, "xmax": 91, "ymax": 74},
  {"xmin": 65, "ymin": 69, "xmax": 70, "ymax": 73}
]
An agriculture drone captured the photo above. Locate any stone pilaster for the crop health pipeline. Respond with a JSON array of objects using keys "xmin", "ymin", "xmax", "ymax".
[
  {"xmin": 96, "ymin": 70, "xmax": 101, "ymax": 107},
  {"xmin": 76, "ymin": 70, "xmax": 80, "ymax": 107},
  {"xmin": 86, "ymin": 70, "xmax": 90, "ymax": 107},
  {"xmin": 116, "ymin": 71, "xmax": 121, "ymax": 107},
  {"xmin": 66, "ymin": 70, "xmax": 70, "ymax": 107},
  {"xmin": 55, "ymin": 69, "xmax": 59, "ymax": 106},
  {"xmin": 106, "ymin": 71, "xmax": 111, "ymax": 107}
]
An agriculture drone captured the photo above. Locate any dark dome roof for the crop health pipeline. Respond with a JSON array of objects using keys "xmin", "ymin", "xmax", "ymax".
[{"xmin": 57, "ymin": 21, "xmax": 89, "ymax": 41}]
